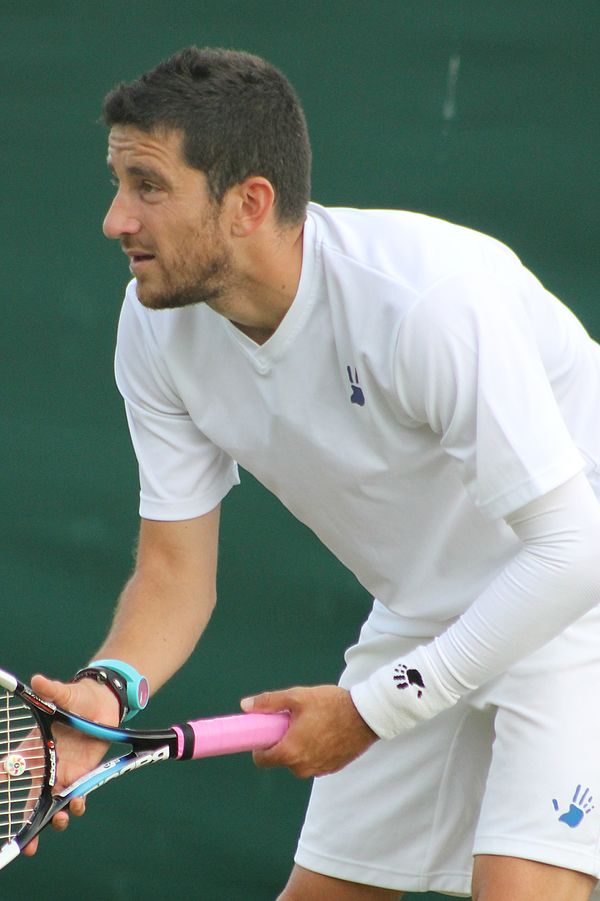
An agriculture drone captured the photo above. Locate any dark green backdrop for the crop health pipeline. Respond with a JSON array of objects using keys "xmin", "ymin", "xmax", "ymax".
[{"xmin": 2, "ymin": 2, "xmax": 598, "ymax": 899}]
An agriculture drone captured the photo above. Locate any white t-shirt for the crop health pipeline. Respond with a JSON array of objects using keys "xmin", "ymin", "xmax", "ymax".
[{"xmin": 115, "ymin": 202, "xmax": 600, "ymax": 636}]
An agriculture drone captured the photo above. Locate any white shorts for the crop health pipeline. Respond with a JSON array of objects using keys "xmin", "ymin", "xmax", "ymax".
[{"xmin": 295, "ymin": 606, "xmax": 600, "ymax": 897}]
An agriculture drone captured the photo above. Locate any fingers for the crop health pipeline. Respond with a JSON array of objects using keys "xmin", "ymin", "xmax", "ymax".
[
  {"xmin": 241, "ymin": 688, "xmax": 298, "ymax": 714},
  {"xmin": 31, "ymin": 673, "xmax": 120, "ymax": 728},
  {"xmin": 52, "ymin": 797, "xmax": 86, "ymax": 827},
  {"xmin": 21, "ymin": 836, "xmax": 39, "ymax": 857},
  {"xmin": 20, "ymin": 676, "xmax": 92, "ymax": 862},
  {"xmin": 252, "ymin": 738, "xmax": 324, "ymax": 779},
  {"xmin": 30, "ymin": 674, "xmax": 76, "ymax": 709},
  {"xmin": 243, "ymin": 687, "xmax": 319, "ymax": 777},
  {"xmin": 22, "ymin": 813, "xmax": 69, "ymax": 858},
  {"xmin": 70, "ymin": 797, "xmax": 86, "ymax": 817},
  {"xmin": 52, "ymin": 811, "xmax": 70, "ymax": 832},
  {"xmin": 22, "ymin": 797, "xmax": 87, "ymax": 859},
  {"xmin": 242, "ymin": 685, "xmax": 379, "ymax": 779},
  {"xmin": 241, "ymin": 688, "xmax": 303, "ymax": 774},
  {"xmin": 252, "ymin": 745, "xmax": 291, "ymax": 771}
]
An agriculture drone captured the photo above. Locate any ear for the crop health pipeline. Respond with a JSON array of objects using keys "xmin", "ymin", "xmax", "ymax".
[{"xmin": 227, "ymin": 177, "xmax": 276, "ymax": 237}]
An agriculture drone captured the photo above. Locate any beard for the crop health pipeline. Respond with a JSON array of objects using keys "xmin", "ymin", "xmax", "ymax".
[
  {"xmin": 133, "ymin": 210, "xmax": 236, "ymax": 311},
  {"xmin": 138, "ymin": 244, "xmax": 235, "ymax": 311}
]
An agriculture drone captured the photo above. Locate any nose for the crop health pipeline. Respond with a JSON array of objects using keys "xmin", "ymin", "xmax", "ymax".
[{"xmin": 103, "ymin": 192, "xmax": 141, "ymax": 240}]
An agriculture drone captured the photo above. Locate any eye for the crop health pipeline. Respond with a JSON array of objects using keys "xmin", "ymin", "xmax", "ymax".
[{"xmin": 139, "ymin": 180, "xmax": 165, "ymax": 200}]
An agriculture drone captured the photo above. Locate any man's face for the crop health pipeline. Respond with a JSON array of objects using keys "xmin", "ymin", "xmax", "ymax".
[{"xmin": 104, "ymin": 125, "xmax": 233, "ymax": 310}]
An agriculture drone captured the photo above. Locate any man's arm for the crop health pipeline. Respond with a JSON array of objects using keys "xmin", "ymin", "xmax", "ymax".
[
  {"xmin": 89, "ymin": 507, "xmax": 221, "ymax": 690},
  {"xmin": 246, "ymin": 473, "xmax": 600, "ymax": 773},
  {"xmin": 351, "ymin": 472, "xmax": 600, "ymax": 739},
  {"xmin": 25, "ymin": 505, "xmax": 220, "ymax": 854}
]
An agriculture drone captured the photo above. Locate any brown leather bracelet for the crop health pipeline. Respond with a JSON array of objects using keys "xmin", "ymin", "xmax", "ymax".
[{"xmin": 71, "ymin": 666, "xmax": 128, "ymax": 722}]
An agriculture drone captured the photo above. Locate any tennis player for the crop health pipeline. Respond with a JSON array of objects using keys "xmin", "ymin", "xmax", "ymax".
[{"xmin": 31, "ymin": 47, "xmax": 600, "ymax": 900}]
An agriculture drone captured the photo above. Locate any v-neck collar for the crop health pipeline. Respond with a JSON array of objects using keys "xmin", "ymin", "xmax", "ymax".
[{"xmin": 220, "ymin": 212, "xmax": 318, "ymax": 373}]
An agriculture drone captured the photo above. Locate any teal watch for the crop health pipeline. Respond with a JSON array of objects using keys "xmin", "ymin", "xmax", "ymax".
[{"xmin": 72, "ymin": 659, "xmax": 150, "ymax": 723}]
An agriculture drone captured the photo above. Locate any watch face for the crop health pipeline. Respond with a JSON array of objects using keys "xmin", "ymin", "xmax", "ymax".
[{"xmin": 137, "ymin": 677, "xmax": 150, "ymax": 709}]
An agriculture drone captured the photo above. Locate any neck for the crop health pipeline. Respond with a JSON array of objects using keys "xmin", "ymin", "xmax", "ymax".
[
  {"xmin": 230, "ymin": 322, "xmax": 278, "ymax": 345},
  {"xmin": 210, "ymin": 222, "xmax": 305, "ymax": 345}
]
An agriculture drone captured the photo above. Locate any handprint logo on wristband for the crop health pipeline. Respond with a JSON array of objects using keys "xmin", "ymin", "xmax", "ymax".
[{"xmin": 393, "ymin": 664, "xmax": 425, "ymax": 699}]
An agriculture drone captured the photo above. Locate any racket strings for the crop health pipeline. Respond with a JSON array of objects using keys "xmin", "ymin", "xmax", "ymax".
[{"xmin": 0, "ymin": 692, "xmax": 46, "ymax": 842}]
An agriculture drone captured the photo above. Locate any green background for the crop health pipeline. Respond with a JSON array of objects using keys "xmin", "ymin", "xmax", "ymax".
[{"xmin": 2, "ymin": 2, "xmax": 598, "ymax": 898}]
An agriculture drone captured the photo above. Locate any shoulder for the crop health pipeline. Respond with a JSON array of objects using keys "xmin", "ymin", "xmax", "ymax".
[
  {"xmin": 305, "ymin": 203, "xmax": 535, "ymax": 356},
  {"xmin": 307, "ymin": 202, "xmax": 524, "ymax": 295}
]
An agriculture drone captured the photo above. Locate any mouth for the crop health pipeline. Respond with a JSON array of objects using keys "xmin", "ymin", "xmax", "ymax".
[{"xmin": 127, "ymin": 252, "xmax": 156, "ymax": 274}]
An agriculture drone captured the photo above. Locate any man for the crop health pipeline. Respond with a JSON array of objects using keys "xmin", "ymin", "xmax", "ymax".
[{"xmin": 29, "ymin": 47, "xmax": 600, "ymax": 900}]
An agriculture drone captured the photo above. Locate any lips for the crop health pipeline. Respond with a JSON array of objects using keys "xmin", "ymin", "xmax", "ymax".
[
  {"xmin": 127, "ymin": 251, "xmax": 155, "ymax": 262},
  {"xmin": 124, "ymin": 248, "xmax": 156, "ymax": 274},
  {"xmin": 122, "ymin": 243, "xmax": 155, "ymax": 259}
]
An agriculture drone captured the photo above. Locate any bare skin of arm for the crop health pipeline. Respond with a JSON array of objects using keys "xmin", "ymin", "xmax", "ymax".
[
  {"xmin": 90, "ymin": 507, "xmax": 221, "ymax": 685},
  {"xmin": 24, "ymin": 502, "xmax": 377, "ymax": 857},
  {"xmin": 24, "ymin": 506, "xmax": 221, "ymax": 855}
]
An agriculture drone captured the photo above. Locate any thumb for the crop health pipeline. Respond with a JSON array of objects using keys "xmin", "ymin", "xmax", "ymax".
[
  {"xmin": 240, "ymin": 688, "xmax": 297, "ymax": 714},
  {"xmin": 30, "ymin": 673, "xmax": 76, "ymax": 709}
]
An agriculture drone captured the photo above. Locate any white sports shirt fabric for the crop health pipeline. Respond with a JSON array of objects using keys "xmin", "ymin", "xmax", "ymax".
[{"xmin": 115, "ymin": 202, "xmax": 600, "ymax": 729}]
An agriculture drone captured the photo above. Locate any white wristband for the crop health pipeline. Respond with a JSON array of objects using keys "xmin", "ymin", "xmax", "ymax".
[{"xmin": 350, "ymin": 645, "xmax": 463, "ymax": 740}]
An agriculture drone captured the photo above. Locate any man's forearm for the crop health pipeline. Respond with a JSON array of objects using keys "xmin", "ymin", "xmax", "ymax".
[
  {"xmin": 90, "ymin": 568, "xmax": 216, "ymax": 693},
  {"xmin": 84, "ymin": 509, "xmax": 221, "ymax": 695},
  {"xmin": 352, "ymin": 473, "xmax": 600, "ymax": 739}
]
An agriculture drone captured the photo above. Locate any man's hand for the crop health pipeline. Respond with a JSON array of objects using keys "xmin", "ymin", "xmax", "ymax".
[
  {"xmin": 240, "ymin": 685, "xmax": 378, "ymax": 778},
  {"xmin": 21, "ymin": 674, "xmax": 120, "ymax": 857}
]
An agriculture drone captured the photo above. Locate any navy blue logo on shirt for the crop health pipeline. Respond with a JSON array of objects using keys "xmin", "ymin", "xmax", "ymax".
[
  {"xmin": 393, "ymin": 664, "xmax": 425, "ymax": 699},
  {"xmin": 552, "ymin": 785, "xmax": 595, "ymax": 827},
  {"xmin": 347, "ymin": 366, "xmax": 365, "ymax": 406}
]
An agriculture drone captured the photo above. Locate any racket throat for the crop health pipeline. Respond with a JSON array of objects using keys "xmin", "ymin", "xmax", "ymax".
[{"xmin": 56, "ymin": 746, "xmax": 171, "ymax": 805}]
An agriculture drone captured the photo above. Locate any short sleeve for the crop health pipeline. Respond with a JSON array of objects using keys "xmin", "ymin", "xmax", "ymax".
[
  {"xmin": 114, "ymin": 284, "xmax": 239, "ymax": 520},
  {"xmin": 394, "ymin": 270, "xmax": 584, "ymax": 519}
]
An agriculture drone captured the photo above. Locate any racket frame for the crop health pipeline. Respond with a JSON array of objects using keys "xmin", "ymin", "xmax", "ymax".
[{"xmin": 0, "ymin": 667, "xmax": 288, "ymax": 868}]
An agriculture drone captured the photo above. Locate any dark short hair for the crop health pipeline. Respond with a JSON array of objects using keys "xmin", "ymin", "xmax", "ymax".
[{"xmin": 102, "ymin": 46, "xmax": 311, "ymax": 225}]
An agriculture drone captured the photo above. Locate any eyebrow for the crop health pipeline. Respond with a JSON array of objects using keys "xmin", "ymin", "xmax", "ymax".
[{"xmin": 106, "ymin": 160, "xmax": 168, "ymax": 184}]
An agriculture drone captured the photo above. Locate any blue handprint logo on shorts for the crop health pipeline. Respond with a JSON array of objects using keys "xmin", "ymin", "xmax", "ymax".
[{"xmin": 552, "ymin": 785, "xmax": 594, "ymax": 828}]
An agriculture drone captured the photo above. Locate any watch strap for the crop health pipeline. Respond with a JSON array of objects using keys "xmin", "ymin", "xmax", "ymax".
[{"xmin": 72, "ymin": 659, "xmax": 149, "ymax": 723}]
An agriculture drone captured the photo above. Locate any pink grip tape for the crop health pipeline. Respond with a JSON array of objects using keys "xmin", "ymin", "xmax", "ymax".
[{"xmin": 173, "ymin": 712, "xmax": 289, "ymax": 759}]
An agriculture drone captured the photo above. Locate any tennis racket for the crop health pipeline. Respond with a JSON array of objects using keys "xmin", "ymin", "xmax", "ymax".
[{"xmin": 0, "ymin": 667, "xmax": 289, "ymax": 870}]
